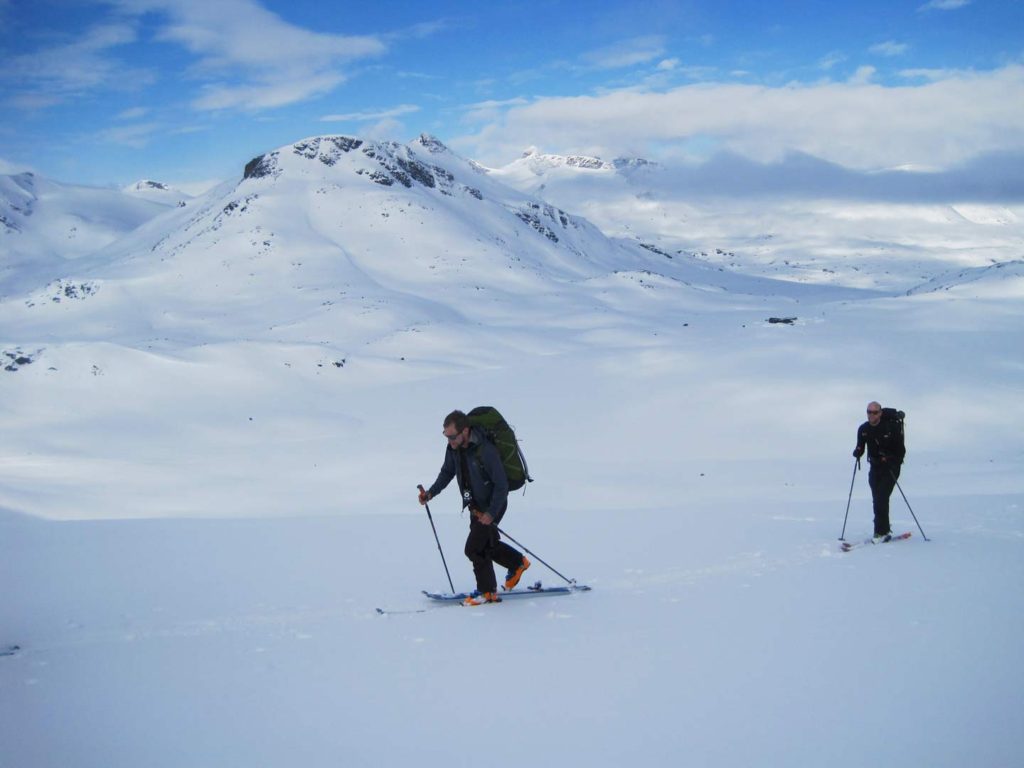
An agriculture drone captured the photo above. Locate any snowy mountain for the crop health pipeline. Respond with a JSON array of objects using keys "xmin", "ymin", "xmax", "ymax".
[
  {"xmin": 906, "ymin": 257, "xmax": 1024, "ymax": 298},
  {"xmin": 488, "ymin": 150, "xmax": 1024, "ymax": 293},
  {"xmin": 0, "ymin": 172, "xmax": 178, "ymax": 297},
  {"xmin": 122, "ymin": 179, "xmax": 191, "ymax": 206},
  {"xmin": 2, "ymin": 134, "xmax": 850, "ymax": 366},
  {"xmin": 2, "ymin": 133, "xmax": 1022, "ymax": 768}
]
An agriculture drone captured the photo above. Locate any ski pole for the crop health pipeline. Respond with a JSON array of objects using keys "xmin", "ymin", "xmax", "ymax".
[
  {"xmin": 839, "ymin": 458, "xmax": 860, "ymax": 541},
  {"xmin": 418, "ymin": 485, "xmax": 455, "ymax": 593},
  {"xmin": 495, "ymin": 526, "xmax": 577, "ymax": 587},
  {"xmin": 890, "ymin": 470, "xmax": 930, "ymax": 541}
]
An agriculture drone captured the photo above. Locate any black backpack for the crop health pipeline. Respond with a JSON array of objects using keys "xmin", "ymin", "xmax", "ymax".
[
  {"xmin": 466, "ymin": 406, "xmax": 533, "ymax": 491},
  {"xmin": 880, "ymin": 407, "xmax": 905, "ymax": 440}
]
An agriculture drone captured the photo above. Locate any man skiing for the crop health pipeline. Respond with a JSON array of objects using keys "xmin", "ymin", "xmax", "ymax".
[
  {"xmin": 419, "ymin": 410, "xmax": 530, "ymax": 606},
  {"xmin": 852, "ymin": 402, "xmax": 906, "ymax": 541}
]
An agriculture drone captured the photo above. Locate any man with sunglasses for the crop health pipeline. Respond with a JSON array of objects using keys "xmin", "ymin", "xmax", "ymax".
[
  {"xmin": 419, "ymin": 410, "xmax": 529, "ymax": 606},
  {"xmin": 852, "ymin": 402, "xmax": 906, "ymax": 541}
]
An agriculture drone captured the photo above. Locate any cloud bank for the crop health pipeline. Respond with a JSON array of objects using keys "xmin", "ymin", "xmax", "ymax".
[
  {"xmin": 456, "ymin": 65, "xmax": 1024, "ymax": 175},
  {"xmin": 643, "ymin": 150, "xmax": 1024, "ymax": 203}
]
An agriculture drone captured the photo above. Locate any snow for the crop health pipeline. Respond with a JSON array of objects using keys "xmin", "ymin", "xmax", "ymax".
[{"xmin": 1, "ymin": 134, "xmax": 1022, "ymax": 767}]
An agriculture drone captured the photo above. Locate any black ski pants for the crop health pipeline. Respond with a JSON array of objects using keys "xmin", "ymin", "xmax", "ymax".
[
  {"xmin": 868, "ymin": 461, "xmax": 901, "ymax": 536},
  {"xmin": 464, "ymin": 510, "xmax": 523, "ymax": 593}
]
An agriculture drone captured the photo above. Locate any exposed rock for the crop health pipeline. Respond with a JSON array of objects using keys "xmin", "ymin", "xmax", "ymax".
[
  {"xmin": 293, "ymin": 136, "xmax": 364, "ymax": 166},
  {"xmin": 512, "ymin": 202, "xmax": 575, "ymax": 243},
  {"xmin": 244, "ymin": 152, "xmax": 281, "ymax": 180},
  {"xmin": 640, "ymin": 242, "xmax": 674, "ymax": 259},
  {"xmin": 416, "ymin": 134, "xmax": 449, "ymax": 154},
  {"xmin": 3, "ymin": 348, "xmax": 41, "ymax": 372},
  {"xmin": 25, "ymin": 280, "xmax": 100, "ymax": 307},
  {"xmin": 613, "ymin": 157, "xmax": 657, "ymax": 171},
  {"xmin": 566, "ymin": 155, "xmax": 606, "ymax": 170}
]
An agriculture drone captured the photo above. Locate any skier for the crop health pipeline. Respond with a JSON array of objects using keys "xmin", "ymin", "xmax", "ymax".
[
  {"xmin": 852, "ymin": 402, "xmax": 906, "ymax": 541},
  {"xmin": 419, "ymin": 410, "xmax": 530, "ymax": 605}
]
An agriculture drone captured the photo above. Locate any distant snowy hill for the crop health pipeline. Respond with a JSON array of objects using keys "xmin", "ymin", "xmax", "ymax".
[
  {"xmin": 4, "ymin": 132, "xmax": 1021, "ymax": 386},
  {"xmin": 0, "ymin": 172, "xmax": 179, "ymax": 297},
  {"xmin": 488, "ymin": 150, "xmax": 1024, "ymax": 293},
  {"xmin": 123, "ymin": 179, "xmax": 192, "ymax": 207},
  {"xmin": 906, "ymin": 258, "xmax": 1024, "ymax": 298},
  {"xmin": 2, "ymin": 134, "xmax": 844, "ymax": 365}
]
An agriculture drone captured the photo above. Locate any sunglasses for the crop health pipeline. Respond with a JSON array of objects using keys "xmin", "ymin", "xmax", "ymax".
[
  {"xmin": 444, "ymin": 432, "xmax": 461, "ymax": 442},
  {"xmin": 867, "ymin": 410, "xmax": 881, "ymax": 415}
]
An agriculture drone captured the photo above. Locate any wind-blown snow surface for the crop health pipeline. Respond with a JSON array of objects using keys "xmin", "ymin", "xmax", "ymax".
[{"xmin": 1, "ymin": 135, "xmax": 1023, "ymax": 767}]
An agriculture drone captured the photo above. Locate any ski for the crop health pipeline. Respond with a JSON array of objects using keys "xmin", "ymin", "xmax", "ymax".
[
  {"xmin": 840, "ymin": 531, "xmax": 912, "ymax": 552},
  {"xmin": 375, "ymin": 607, "xmax": 429, "ymax": 616},
  {"xmin": 377, "ymin": 582, "xmax": 592, "ymax": 615},
  {"xmin": 422, "ymin": 580, "xmax": 591, "ymax": 604}
]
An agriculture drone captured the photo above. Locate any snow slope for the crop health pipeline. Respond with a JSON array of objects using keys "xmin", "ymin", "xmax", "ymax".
[
  {"xmin": 0, "ymin": 172, "xmax": 178, "ymax": 298},
  {"xmin": 1, "ymin": 134, "xmax": 1022, "ymax": 768},
  {"xmin": 489, "ymin": 150, "xmax": 1024, "ymax": 293}
]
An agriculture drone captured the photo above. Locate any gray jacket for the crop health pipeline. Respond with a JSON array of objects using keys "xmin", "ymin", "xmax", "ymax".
[{"xmin": 427, "ymin": 427, "xmax": 509, "ymax": 519}]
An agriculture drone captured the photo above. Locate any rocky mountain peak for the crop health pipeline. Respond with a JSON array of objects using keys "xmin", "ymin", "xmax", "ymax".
[
  {"xmin": 612, "ymin": 157, "xmax": 657, "ymax": 171},
  {"xmin": 414, "ymin": 134, "xmax": 450, "ymax": 154},
  {"xmin": 565, "ymin": 155, "xmax": 609, "ymax": 170},
  {"xmin": 129, "ymin": 180, "xmax": 170, "ymax": 192},
  {"xmin": 241, "ymin": 135, "xmax": 485, "ymax": 199}
]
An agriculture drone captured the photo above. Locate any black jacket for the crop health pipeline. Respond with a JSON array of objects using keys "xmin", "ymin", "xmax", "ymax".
[
  {"xmin": 427, "ymin": 427, "xmax": 509, "ymax": 519},
  {"xmin": 856, "ymin": 419, "xmax": 906, "ymax": 465}
]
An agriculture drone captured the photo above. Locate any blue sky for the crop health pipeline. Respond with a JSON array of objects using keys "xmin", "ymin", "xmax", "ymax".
[{"xmin": 2, "ymin": 0, "xmax": 1022, "ymax": 194}]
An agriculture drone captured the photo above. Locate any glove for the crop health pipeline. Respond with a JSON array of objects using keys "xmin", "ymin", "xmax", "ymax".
[
  {"xmin": 418, "ymin": 487, "xmax": 431, "ymax": 505},
  {"xmin": 852, "ymin": 447, "xmax": 863, "ymax": 459},
  {"xmin": 471, "ymin": 508, "xmax": 494, "ymax": 525}
]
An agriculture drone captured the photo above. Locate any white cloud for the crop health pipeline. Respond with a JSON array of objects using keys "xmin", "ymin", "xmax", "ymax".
[
  {"xmin": 0, "ymin": 156, "xmax": 35, "ymax": 175},
  {"xmin": 581, "ymin": 36, "xmax": 667, "ymax": 70},
  {"xmin": 390, "ymin": 19, "xmax": 449, "ymax": 41},
  {"xmin": 95, "ymin": 122, "xmax": 162, "ymax": 148},
  {"xmin": 899, "ymin": 68, "xmax": 961, "ymax": 81},
  {"xmin": 362, "ymin": 118, "xmax": 406, "ymax": 142},
  {"xmin": 918, "ymin": 0, "xmax": 971, "ymax": 11},
  {"xmin": 320, "ymin": 104, "xmax": 420, "ymax": 123},
  {"xmin": 2, "ymin": 22, "xmax": 153, "ymax": 107},
  {"xmin": 848, "ymin": 65, "xmax": 877, "ymax": 85},
  {"xmin": 117, "ymin": 106, "xmax": 151, "ymax": 120},
  {"xmin": 462, "ymin": 97, "xmax": 530, "ymax": 124},
  {"xmin": 452, "ymin": 65, "xmax": 1024, "ymax": 173},
  {"xmin": 192, "ymin": 72, "xmax": 347, "ymax": 111},
  {"xmin": 5, "ymin": 1, "xmax": 385, "ymax": 112},
  {"xmin": 819, "ymin": 52, "xmax": 847, "ymax": 70},
  {"xmin": 635, "ymin": 149, "xmax": 1024, "ymax": 203},
  {"xmin": 869, "ymin": 41, "xmax": 909, "ymax": 57},
  {"xmin": 6, "ymin": 93, "xmax": 63, "ymax": 110},
  {"xmin": 103, "ymin": 0, "xmax": 386, "ymax": 111}
]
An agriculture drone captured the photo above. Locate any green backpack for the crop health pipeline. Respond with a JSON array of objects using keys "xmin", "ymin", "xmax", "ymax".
[{"xmin": 467, "ymin": 406, "xmax": 533, "ymax": 491}]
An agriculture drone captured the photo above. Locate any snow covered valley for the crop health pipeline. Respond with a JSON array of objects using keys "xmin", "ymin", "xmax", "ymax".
[{"xmin": 1, "ymin": 135, "xmax": 1022, "ymax": 767}]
